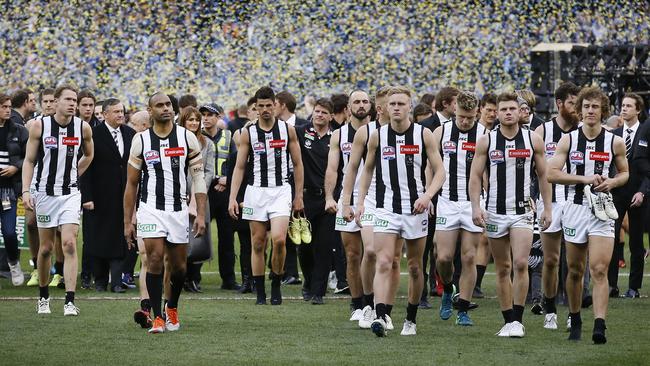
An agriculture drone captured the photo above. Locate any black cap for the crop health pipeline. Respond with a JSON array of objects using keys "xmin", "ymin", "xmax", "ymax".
[{"xmin": 199, "ymin": 103, "xmax": 224, "ymax": 115}]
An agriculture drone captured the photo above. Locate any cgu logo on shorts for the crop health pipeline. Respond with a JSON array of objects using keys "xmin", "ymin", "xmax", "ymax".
[
  {"xmin": 242, "ymin": 207, "xmax": 254, "ymax": 215},
  {"xmin": 144, "ymin": 150, "xmax": 161, "ymax": 165},
  {"xmin": 137, "ymin": 223, "xmax": 157, "ymax": 232},
  {"xmin": 436, "ymin": 217, "xmax": 447, "ymax": 225},
  {"xmin": 62, "ymin": 137, "xmax": 79, "ymax": 146},
  {"xmin": 443, "ymin": 141, "xmax": 457, "ymax": 154},
  {"xmin": 253, "ymin": 142, "xmax": 266, "ymax": 155},
  {"xmin": 569, "ymin": 151, "xmax": 584, "ymax": 165},
  {"xmin": 485, "ymin": 223, "xmax": 498, "ymax": 232},
  {"xmin": 335, "ymin": 217, "xmax": 347, "ymax": 225},
  {"xmin": 400, "ymin": 145, "xmax": 420, "ymax": 154},
  {"xmin": 382, "ymin": 146, "xmax": 396, "ymax": 160},
  {"xmin": 374, "ymin": 218, "xmax": 389, "ymax": 227},
  {"xmin": 341, "ymin": 142, "xmax": 352, "ymax": 155},
  {"xmin": 36, "ymin": 214, "xmax": 50, "ymax": 223},
  {"xmin": 489, "ymin": 150, "xmax": 505, "ymax": 164},
  {"xmin": 44, "ymin": 136, "xmax": 58, "ymax": 149},
  {"xmin": 360, "ymin": 214, "xmax": 373, "ymax": 222},
  {"xmin": 564, "ymin": 227, "xmax": 576, "ymax": 237},
  {"xmin": 164, "ymin": 147, "xmax": 185, "ymax": 157},
  {"xmin": 545, "ymin": 142, "xmax": 557, "ymax": 157}
]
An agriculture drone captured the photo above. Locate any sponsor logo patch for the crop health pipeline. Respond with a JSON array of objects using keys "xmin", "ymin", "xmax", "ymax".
[
  {"xmin": 443, "ymin": 141, "xmax": 457, "ymax": 154},
  {"xmin": 569, "ymin": 151, "xmax": 584, "ymax": 165},
  {"xmin": 461, "ymin": 142, "xmax": 476, "ymax": 152},
  {"xmin": 242, "ymin": 207, "xmax": 254, "ymax": 215},
  {"xmin": 374, "ymin": 218, "xmax": 389, "ymax": 227},
  {"xmin": 164, "ymin": 147, "xmax": 185, "ymax": 157},
  {"xmin": 137, "ymin": 223, "xmax": 157, "ymax": 232},
  {"xmin": 545, "ymin": 142, "xmax": 557, "ymax": 156},
  {"xmin": 253, "ymin": 142, "xmax": 266, "ymax": 155},
  {"xmin": 360, "ymin": 214, "xmax": 373, "ymax": 222},
  {"xmin": 335, "ymin": 217, "xmax": 347, "ymax": 225},
  {"xmin": 44, "ymin": 136, "xmax": 58, "ymax": 149},
  {"xmin": 485, "ymin": 223, "xmax": 498, "ymax": 232},
  {"xmin": 144, "ymin": 150, "xmax": 161, "ymax": 165},
  {"xmin": 382, "ymin": 146, "xmax": 396, "ymax": 160},
  {"xmin": 341, "ymin": 142, "xmax": 352, "ymax": 155},
  {"xmin": 564, "ymin": 227, "xmax": 576, "ymax": 237},
  {"xmin": 508, "ymin": 149, "xmax": 531, "ymax": 158},
  {"xmin": 62, "ymin": 137, "xmax": 79, "ymax": 146},
  {"xmin": 304, "ymin": 132, "xmax": 315, "ymax": 141},
  {"xmin": 436, "ymin": 217, "xmax": 447, "ymax": 225},
  {"xmin": 489, "ymin": 150, "xmax": 505, "ymax": 164},
  {"xmin": 400, "ymin": 145, "xmax": 420, "ymax": 154},
  {"xmin": 269, "ymin": 139, "xmax": 286, "ymax": 149},
  {"xmin": 304, "ymin": 139, "xmax": 312, "ymax": 149},
  {"xmin": 36, "ymin": 215, "xmax": 50, "ymax": 223},
  {"xmin": 640, "ymin": 139, "xmax": 648, "ymax": 147},
  {"xmin": 589, "ymin": 151, "xmax": 610, "ymax": 161}
]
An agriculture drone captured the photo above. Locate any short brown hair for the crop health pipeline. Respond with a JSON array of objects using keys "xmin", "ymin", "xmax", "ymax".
[
  {"xmin": 276, "ymin": 91, "xmax": 297, "ymax": 113},
  {"xmin": 623, "ymin": 92, "xmax": 644, "ymax": 112},
  {"xmin": 0, "ymin": 93, "xmax": 11, "ymax": 105},
  {"xmin": 314, "ymin": 98, "xmax": 333, "ymax": 114},
  {"xmin": 77, "ymin": 89, "xmax": 96, "ymax": 104},
  {"xmin": 178, "ymin": 106, "xmax": 202, "ymax": 129},
  {"xmin": 457, "ymin": 91, "xmax": 479, "ymax": 111},
  {"xmin": 515, "ymin": 89, "xmax": 536, "ymax": 109},
  {"xmin": 480, "ymin": 92, "xmax": 497, "ymax": 108},
  {"xmin": 435, "ymin": 87, "xmax": 459, "ymax": 111},
  {"xmin": 419, "ymin": 93, "xmax": 436, "ymax": 106},
  {"xmin": 38, "ymin": 88, "xmax": 55, "ymax": 104},
  {"xmin": 497, "ymin": 91, "xmax": 519, "ymax": 106},
  {"xmin": 387, "ymin": 86, "xmax": 412, "ymax": 99},
  {"xmin": 179, "ymin": 94, "xmax": 198, "ymax": 109},
  {"xmin": 11, "ymin": 88, "xmax": 33, "ymax": 108},
  {"xmin": 413, "ymin": 103, "xmax": 433, "ymax": 120},
  {"xmin": 54, "ymin": 85, "xmax": 78, "ymax": 99},
  {"xmin": 575, "ymin": 86, "xmax": 610, "ymax": 120}
]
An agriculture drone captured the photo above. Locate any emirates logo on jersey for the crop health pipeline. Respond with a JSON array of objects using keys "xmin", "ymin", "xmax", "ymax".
[
  {"xmin": 341, "ymin": 142, "xmax": 352, "ymax": 155},
  {"xmin": 44, "ymin": 136, "xmax": 58, "ymax": 149},
  {"xmin": 589, "ymin": 151, "xmax": 610, "ymax": 161},
  {"xmin": 62, "ymin": 137, "xmax": 79, "ymax": 146},
  {"xmin": 382, "ymin": 146, "xmax": 396, "ymax": 160},
  {"xmin": 569, "ymin": 151, "xmax": 584, "ymax": 165},
  {"xmin": 164, "ymin": 147, "xmax": 185, "ymax": 157},
  {"xmin": 400, "ymin": 145, "xmax": 419, "ymax": 154},
  {"xmin": 269, "ymin": 139, "xmax": 286, "ymax": 149},
  {"xmin": 508, "ymin": 149, "xmax": 531, "ymax": 158},
  {"xmin": 461, "ymin": 142, "xmax": 476, "ymax": 152}
]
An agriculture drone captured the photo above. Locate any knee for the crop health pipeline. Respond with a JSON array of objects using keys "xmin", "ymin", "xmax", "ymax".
[
  {"xmin": 61, "ymin": 239, "xmax": 76, "ymax": 255},
  {"xmin": 364, "ymin": 248, "xmax": 377, "ymax": 262},
  {"xmin": 39, "ymin": 243, "xmax": 53, "ymax": 257},
  {"xmin": 407, "ymin": 262, "xmax": 421, "ymax": 279},
  {"xmin": 376, "ymin": 255, "xmax": 393, "ymax": 273},
  {"xmin": 461, "ymin": 251, "xmax": 476, "ymax": 267},
  {"xmin": 590, "ymin": 263, "xmax": 608, "ymax": 281},
  {"xmin": 147, "ymin": 251, "xmax": 164, "ymax": 270},
  {"xmin": 252, "ymin": 238, "xmax": 266, "ymax": 254},
  {"xmin": 513, "ymin": 258, "xmax": 528, "ymax": 273},
  {"xmin": 567, "ymin": 265, "xmax": 584, "ymax": 282},
  {"xmin": 436, "ymin": 252, "xmax": 453, "ymax": 265},
  {"xmin": 272, "ymin": 236, "xmax": 286, "ymax": 248},
  {"xmin": 496, "ymin": 262, "xmax": 512, "ymax": 278},
  {"xmin": 544, "ymin": 253, "xmax": 560, "ymax": 268},
  {"xmin": 347, "ymin": 250, "xmax": 361, "ymax": 266}
]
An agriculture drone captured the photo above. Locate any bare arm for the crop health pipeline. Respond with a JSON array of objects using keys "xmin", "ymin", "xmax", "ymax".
[
  {"xmin": 354, "ymin": 131, "xmax": 378, "ymax": 225},
  {"xmin": 469, "ymin": 134, "xmax": 489, "ymax": 227},
  {"xmin": 187, "ymin": 132, "xmax": 207, "ymax": 237},
  {"xmin": 228, "ymin": 129, "xmax": 250, "ymax": 219},
  {"xmin": 340, "ymin": 127, "xmax": 368, "ymax": 205},
  {"xmin": 546, "ymin": 135, "xmax": 584, "ymax": 185},
  {"xmin": 422, "ymin": 128, "xmax": 445, "ymax": 202},
  {"xmin": 287, "ymin": 125, "xmax": 304, "ymax": 212},
  {"xmin": 324, "ymin": 130, "xmax": 341, "ymax": 213},
  {"xmin": 123, "ymin": 135, "xmax": 143, "ymax": 247},
  {"xmin": 594, "ymin": 136, "xmax": 628, "ymax": 192},
  {"xmin": 531, "ymin": 133, "xmax": 552, "ymax": 230},
  {"xmin": 20, "ymin": 120, "xmax": 42, "ymax": 210},
  {"xmin": 78, "ymin": 122, "xmax": 94, "ymax": 176}
]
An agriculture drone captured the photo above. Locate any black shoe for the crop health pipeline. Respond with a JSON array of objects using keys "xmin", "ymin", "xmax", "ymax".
[
  {"xmin": 282, "ymin": 276, "xmax": 302, "ymax": 285},
  {"xmin": 256, "ymin": 295, "xmax": 267, "ymax": 305},
  {"xmin": 271, "ymin": 274, "xmax": 282, "ymax": 305},
  {"xmin": 238, "ymin": 280, "xmax": 253, "ymax": 294},
  {"xmin": 473, "ymin": 287, "xmax": 484, "ymax": 299},
  {"xmin": 334, "ymin": 285, "xmax": 350, "ymax": 295},
  {"xmin": 609, "ymin": 287, "xmax": 620, "ymax": 298},
  {"xmin": 57, "ymin": 277, "xmax": 65, "ymax": 289},
  {"xmin": 531, "ymin": 300, "xmax": 543, "ymax": 315},
  {"xmin": 452, "ymin": 296, "xmax": 479, "ymax": 311},
  {"xmin": 81, "ymin": 274, "xmax": 92, "ymax": 290},
  {"xmin": 221, "ymin": 282, "xmax": 242, "ymax": 291},
  {"xmin": 95, "ymin": 285, "xmax": 108, "ymax": 292},
  {"xmin": 624, "ymin": 288, "xmax": 640, "ymax": 298},
  {"xmin": 302, "ymin": 288, "xmax": 312, "ymax": 301},
  {"xmin": 581, "ymin": 295, "xmax": 593, "ymax": 308},
  {"xmin": 592, "ymin": 328, "xmax": 607, "ymax": 344},
  {"xmin": 184, "ymin": 280, "xmax": 196, "ymax": 293},
  {"xmin": 190, "ymin": 280, "xmax": 203, "ymax": 293},
  {"xmin": 418, "ymin": 299, "xmax": 432, "ymax": 309},
  {"xmin": 111, "ymin": 285, "xmax": 126, "ymax": 293},
  {"xmin": 311, "ymin": 295, "xmax": 324, "ymax": 305},
  {"xmin": 568, "ymin": 324, "xmax": 582, "ymax": 341}
]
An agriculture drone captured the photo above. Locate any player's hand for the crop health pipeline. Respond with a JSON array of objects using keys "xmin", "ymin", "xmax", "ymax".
[
  {"xmin": 82, "ymin": 201, "xmax": 94, "ymax": 210},
  {"xmin": 293, "ymin": 196, "xmax": 304, "ymax": 213},
  {"xmin": 22, "ymin": 192, "xmax": 34, "ymax": 210},
  {"xmin": 325, "ymin": 198, "xmax": 337, "ymax": 214},
  {"xmin": 630, "ymin": 192, "xmax": 645, "ymax": 208},
  {"xmin": 539, "ymin": 207, "xmax": 552, "ymax": 231},
  {"xmin": 354, "ymin": 204, "xmax": 365, "ymax": 227},
  {"xmin": 0, "ymin": 166, "xmax": 18, "ymax": 177},
  {"xmin": 593, "ymin": 178, "xmax": 616, "ymax": 192},
  {"xmin": 472, "ymin": 207, "xmax": 487, "ymax": 228},
  {"xmin": 124, "ymin": 222, "xmax": 136, "ymax": 250},
  {"xmin": 214, "ymin": 183, "xmax": 226, "ymax": 192},
  {"xmin": 228, "ymin": 198, "xmax": 239, "ymax": 220},
  {"xmin": 413, "ymin": 195, "xmax": 429, "ymax": 214},
  {"xmin": 584, "ymin": 174, "xmax": 605, "ymax": 187},
  {"xmin": 343, "ymin": 204, "xmax": 355, "ymax": 222},
  {"xmin": 193, "ymin": 215, "xmax": 206, "ymax": 238}
]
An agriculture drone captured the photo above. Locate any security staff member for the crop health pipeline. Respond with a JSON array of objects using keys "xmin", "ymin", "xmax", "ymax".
[
  {"xmin": 296, "ymin": 98, "xmax": 341, "ymax": 304},
  {"xmin": 201, "ymin": 103, "xmax": 240, "ymax": 290}
]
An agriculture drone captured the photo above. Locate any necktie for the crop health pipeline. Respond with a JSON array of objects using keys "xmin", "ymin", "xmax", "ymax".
[
  {"xmin": 625, "ymin": 128, "xmax": 633, "ymax": 159},
  {"xmin": 112, "ymin": 129, "xmax": 120, "ymax": 154}
]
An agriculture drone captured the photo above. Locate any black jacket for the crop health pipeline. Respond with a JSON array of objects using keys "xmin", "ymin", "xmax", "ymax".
[
  {"xmin": 612, "ymin": 124, "xmax": 647, "ymax": 201},
  {"xmin": 2, "ymin": 119, "xmax": 29, "ymax": 195},
  {"xmin": 631, "ymin": 121, "xmax": 650, "ymax": 197}
]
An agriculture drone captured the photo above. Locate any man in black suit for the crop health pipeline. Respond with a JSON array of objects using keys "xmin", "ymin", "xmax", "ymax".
[
  {"xmin": 419, "ymin": 86, "xmax": 459, "ymax": 132},
  {"xmin": 608, "ymin": 93, "xmax": 647, "ymax": 298},
  {"xmin": 80, "ymin": 98, "xmax": 135, "ymax": 293}
]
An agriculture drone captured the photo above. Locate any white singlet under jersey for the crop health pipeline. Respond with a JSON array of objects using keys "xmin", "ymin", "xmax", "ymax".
[
  {"xmin": 566, "ymin": 127, "xmax": 615, "ymax": 205},
  {"xmin": 540, "ymin": 117, "xmax": 578, "ymax": 203},
  {"xmin": 246, "ymin": 119, "xmax": 291, "ymax": 187},
  {"xmin": 439, "ymin": 121, "xmax": 487, "ymax": 202},
  {"xmin": 485, "ymin": 127, "xmax": 535, "ymax": 215},
  {"xmin": 132, "ymin": 125, "xmax": 200, "ymax": 212},
  {"xmin": 33, "ymin": 115, "xmax": 84, "ymax": 196},
  {"xmin": 374, "ymin": 122, "xmax": 427, "ymax": 214}
]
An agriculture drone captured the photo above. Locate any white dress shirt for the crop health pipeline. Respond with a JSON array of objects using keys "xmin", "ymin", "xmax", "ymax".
[{"xmin": 105, "ymin": 123, "xmax": 124, "ymax": 156}]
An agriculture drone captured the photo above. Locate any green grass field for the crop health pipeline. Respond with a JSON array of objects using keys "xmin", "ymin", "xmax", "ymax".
[{"xmin": 1, "ymin": 225, "xmax": 649, "ymax": 365}]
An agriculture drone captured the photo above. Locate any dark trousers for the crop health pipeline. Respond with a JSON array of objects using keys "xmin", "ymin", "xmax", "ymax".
[
  {"xmin": 94, "ymin": 257, "xmax": 123, "ymax": 289},
  {"xmin": 122, "ymin": 245, "xmax": 138, "ymax": 275},
  {"xmin": 332, "ymin": 237, "xmax": 347, "ymax": 286},
  {"xmin": 1, "ymin": 197, "xmax": 19, "ymax": 263},
  {"xmin": 298, "ymin": 196, "xmax": 337, "ymax": 296},
  {"xmin": 209, "ymin": 189, "xmax": 236, "ymax": 285},
  {"xmin": 609, "ymin": 197, "xmax": 646, "ymax": 291},
  {"xmin": 81, "ymin": 208, "xmax": 94, "ymax": 279},
  {"xmin": 234, "ymin": 218, "xmax": 252, "ymax": 282},
  {"xmin": 423, "ymin": 215, "xmax": 436, "ymax": 297}
]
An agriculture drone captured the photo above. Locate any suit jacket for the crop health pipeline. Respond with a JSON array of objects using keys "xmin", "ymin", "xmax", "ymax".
[
  {"xmin": 80, "ymin": 122, "xmax": 136, "ymax": 258},
  {"xmin": 612, "ymin": 124, "xmax": 646, "ymax": 201},
  {"xmin": 632, "ymin": 121, "xmax": 650, "ymax": 197},
  {"xmin": 419, "ymin": 113, "xmax": 443, "ymax": 132}
]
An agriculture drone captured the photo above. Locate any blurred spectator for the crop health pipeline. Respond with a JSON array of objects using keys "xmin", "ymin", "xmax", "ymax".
[
  {"xmin": 10, "ymin": 89, "xmax": 36, "ymax": 126},
  {"xmin": 179, "ymin": 94, "xmax": 198, "ymax": 115},
  {"xmin": 275, "ymin": 91, "xmax": 308, "ymax": 127},
  {"xmin": 413, "ymin": 103, "xmax": 433, "ymax": 123}
]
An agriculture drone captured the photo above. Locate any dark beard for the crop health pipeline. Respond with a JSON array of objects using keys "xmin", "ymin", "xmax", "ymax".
[
  {"xmin": 352, "ymin": 110, "xmax": 368, "ymax": 120},
  {"xmin": 560, "ymin": 108, "xmax": 579, "ymax": 125}
]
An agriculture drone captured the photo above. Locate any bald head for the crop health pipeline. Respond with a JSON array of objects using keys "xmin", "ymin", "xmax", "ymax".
[{"xmin": 129, "ymin": 110, "xmax": 151, "ymax": 132}]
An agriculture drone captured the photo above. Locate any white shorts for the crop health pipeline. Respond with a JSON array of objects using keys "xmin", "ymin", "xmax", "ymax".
[
  {"xmin": 536, "ymin": 200, "xmax": 565, "ymax": 233},
  {"xmin": 435, "ymin": 196, "xmax": 482, "ymax": 233},
  {"xmin": 373, "ymin": 208, "xmax": 428, "ymax": 240},
  {"xmin": 242, "ymin": 185, "xmax": 292, "ymax": 222},
  {"xmin": 485, "ymin": 210, "xmax": 534, "ymax": 238},
  {"xmin": 561, "ymin": 203, "xmax": 615, "ymax": 244},
  {"xmin": 33, "ymin": 191, "xmax": 81, "ymax": 228},
  {"xmin": 335, "ymin": 196, "xmax": 376, "ymax": 232},
  {"xmin": 136, "ymin": 203, "xmax": 189, "ymax": 244}
]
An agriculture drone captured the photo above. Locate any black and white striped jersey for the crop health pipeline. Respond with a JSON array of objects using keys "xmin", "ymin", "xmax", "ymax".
[
  {"xmin": 565, "ymin": 127, "xmax": 615, "ymax": 205},
  {"xmin": 246, "ymin": 119, "xmax": 291, "ymax": 187},
  {"xmin": 374, "ymin": 122, "xmax": 427, "ymax": 214},
  {"xmin": 439, "ymin": 121, "xmax": 487, "ymax": 202},
  {"xmin": 339, "ymin": 123, "xmax": 361, "ymax": 204},
  {"xmin": 540, "ymin": 118, "xmax": 578, "ymax": 203},
  {"xmin": 134, "ymin": 125, "xmax": 200, "ymax": 212},
  {"xmin": 33, "ymin": 115, "xmax": 84, "ymax": 196},
  {"xmin": 485, "ymin": 128, "xmax": 535, "ymax": 215}
]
